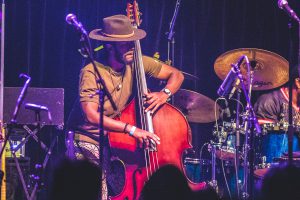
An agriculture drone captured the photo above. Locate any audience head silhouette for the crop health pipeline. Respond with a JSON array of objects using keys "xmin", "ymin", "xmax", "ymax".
[
  {"xmin": 141, "ymin": 164, "xmax": 192, "ymax": 200},
  {"xmin": 49, "ymin": 158, "xmax": 101, "ymax": 200},
  {"xmin": 261, "ymin": 163, "xmax": 300, "ymax": 200}
]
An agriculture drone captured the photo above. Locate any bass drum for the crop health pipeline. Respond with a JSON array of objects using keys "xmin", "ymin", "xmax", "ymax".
[
  {"xmin": 183, "ymin": 156, "xmax": 242, "ymax": 199},
  {"xmin": 256, "ymin": 129, "xmax": 300, "ymax": 164},
  {"xmin": 183, "ymin": 157, "xmax": 211, "ymax": 183},
  {"xmin": 254, "ymin": 124, "xmax": 300, "ymax": 180}
]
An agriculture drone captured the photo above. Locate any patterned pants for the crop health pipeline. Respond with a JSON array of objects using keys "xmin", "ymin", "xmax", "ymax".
[
  {"xmin": 73, "ymin": 140, "xmax": 124, "ymax": 200},
  {"xmin": 74, "ymin": 140, "xmax": 108, "ymax": 200}
]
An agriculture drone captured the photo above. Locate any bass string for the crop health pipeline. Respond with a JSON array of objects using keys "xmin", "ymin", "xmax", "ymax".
[
  {"xmin": 133, "ymin": 42, "xmax": 152, "ymax": 178},
  {"xmin": 133, "ymin": 41, "xmax": 159, "ymax": 178}
]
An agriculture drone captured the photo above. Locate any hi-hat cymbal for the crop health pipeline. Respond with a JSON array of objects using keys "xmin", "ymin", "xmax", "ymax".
[
  {"xmin": 214, "ymin": 48, "xmax": 289, "ymax": 90},
  {"xmin": 173, "ymin": 89, "xmax": 221, "ymax": 123}
]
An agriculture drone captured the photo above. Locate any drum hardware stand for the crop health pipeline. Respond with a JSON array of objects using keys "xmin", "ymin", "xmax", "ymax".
[
  {"xmin": 234, "ymin": 57, "xmax": 261, "ymax": 200},
  {"xmin": 207, "ymin": 141, "xmax": 220, "ymax": 195},
  {"xmin": 217, "ymin": 55, "xmax": 261, "ymax": 199}
]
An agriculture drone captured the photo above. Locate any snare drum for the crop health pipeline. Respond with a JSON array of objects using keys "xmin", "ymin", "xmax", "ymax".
[{"xmin": 216, "ymin": 134, "xmax": 242, "ymax": 161}]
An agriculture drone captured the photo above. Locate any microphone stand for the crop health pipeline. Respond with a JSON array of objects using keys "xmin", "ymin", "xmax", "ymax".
[
  {"xmin": 235, "ymin": 90, "xmax": 241, "ymax": 199},
  {"xmin": 278, "ymin": 0, "xmax": 300, "ymax": 166},
  {"xmin": 0, "ymin": 74, "xmax": 31, "ymax": 199},
  {"xmin": 0, "ymin": 0, "xmax": 5, "ymax": 194},
  {"xmin": 287, "ymin": 20, "xmax": 297, "ymax": 164},
  {"xmin": 233, "ymin": 58, "xmax": 261, "ymax": 200},
  {"xmin": 166, "ymin": 0, "xmax": 181, "ymax": 66},
  {"xmin": 77, "ymin": 30, "xmax": 117, "ymax": 200},
  {"xmin": 0, "ymin": 74, "xmax": 31, "ymax": 159}
]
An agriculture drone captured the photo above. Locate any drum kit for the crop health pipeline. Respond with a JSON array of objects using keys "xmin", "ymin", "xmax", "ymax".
[{"xmin": 172, "ymin": 48, "xmax": 295, "ymax": 198}]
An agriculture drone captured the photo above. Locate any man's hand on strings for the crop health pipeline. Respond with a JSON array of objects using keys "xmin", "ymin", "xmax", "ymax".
[
  {"xmin": 144, "ymin": 91, "xmax": 169, "ymax": 114},
  {"xmin": 131, "ymin": 127, "xmax": 160, "ymax": 148}
]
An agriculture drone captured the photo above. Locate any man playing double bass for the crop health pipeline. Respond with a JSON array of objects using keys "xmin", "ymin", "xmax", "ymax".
[{"xmin": 67, "ymin": 14, "xmax": 184, "ymax": 199}]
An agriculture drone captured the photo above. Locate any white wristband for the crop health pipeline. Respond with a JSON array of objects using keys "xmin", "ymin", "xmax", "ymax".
[{"xmin": 129, "ymin": 126, "xmax": 136, "ymax": 136}]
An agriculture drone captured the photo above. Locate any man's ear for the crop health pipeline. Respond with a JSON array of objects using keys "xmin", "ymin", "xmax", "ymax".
[{"xmin": 295, "ymin": 78, "xmax": 300, "ymax": 89}]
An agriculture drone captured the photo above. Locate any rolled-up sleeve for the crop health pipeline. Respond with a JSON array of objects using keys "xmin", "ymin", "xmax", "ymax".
[{"xmin": 79, "ymin": 66, "xmax": 100, "ymax": 104}]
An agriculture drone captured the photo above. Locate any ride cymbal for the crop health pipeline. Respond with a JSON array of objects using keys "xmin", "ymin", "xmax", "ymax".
[
  {"xmin": 214, "ymin": 48, "xmax": 289, "ymax": 90},
  {"xmin": 173, "ymin": 89, "xmax": 221, "ymax": 123}
]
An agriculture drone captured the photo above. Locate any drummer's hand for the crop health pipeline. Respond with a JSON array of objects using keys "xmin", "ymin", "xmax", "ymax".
[
  {"xmin": 144, "ymin": 91, "xmax": 169, "ymax": 114},
  {"xmin": 129, "ymin": 126, "xmax": 160, "ymax": 148}
]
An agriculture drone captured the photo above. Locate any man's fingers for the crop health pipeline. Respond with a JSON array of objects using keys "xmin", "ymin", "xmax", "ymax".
[
  {"xmin": 144, "ymin": 138, "xmax": 150, "ymax": 147},
  {"xmin": 151, "ymin": 104, "xmax": 160, "ymax": 114},
  {"xmin": 145, "ymin": 97, "xmax": 157, "ymax": 105},
  {"xmin": 145, "ymin": 102, "xmax": 156, "ymax": 112},
  {"xmin": 145, "ymin": 93, "xmax": 154, "ymax": 99},
  {"xmin": 148, "ymin": 133, "xmax": 160, "ymax": 145}
]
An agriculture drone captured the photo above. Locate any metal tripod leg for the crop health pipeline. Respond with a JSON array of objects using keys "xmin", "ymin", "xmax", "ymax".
[
  {"xmin": 7, "ymin": 126, "xmax": 57, "ymax": 200},
  {"xmin": 208, "ymin": 143, "xmax": 219, "ymax": 193},
  {"xmin": 29, "ymin": 136, "xmax": 56, "ymax": 200},
  {"xmin": 9, "ymin": 140, "xmax": 31, "ymax": 200}
]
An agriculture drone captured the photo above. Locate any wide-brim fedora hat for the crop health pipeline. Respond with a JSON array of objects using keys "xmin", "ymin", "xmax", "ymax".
[{"xmin": 89, "ymin": 14, "xmax": 146, "ymax": 42}]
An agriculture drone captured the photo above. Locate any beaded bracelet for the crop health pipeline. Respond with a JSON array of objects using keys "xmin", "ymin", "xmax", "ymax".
[{"xmin": 123, "ymin": 123, "xmax": 129, "ymax": 133}]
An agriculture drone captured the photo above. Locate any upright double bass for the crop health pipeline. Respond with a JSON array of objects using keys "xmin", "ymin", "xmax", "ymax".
[{"xmin": 108, "ymin": 1, "xmax": 206, "ymax": 199}]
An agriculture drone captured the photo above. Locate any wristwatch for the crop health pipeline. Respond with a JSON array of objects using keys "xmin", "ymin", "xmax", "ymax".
[{"xmin": 162, "ymin": 88, "xmax": 172, "ymax": 97}]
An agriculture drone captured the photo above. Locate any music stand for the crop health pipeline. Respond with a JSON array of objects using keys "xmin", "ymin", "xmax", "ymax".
[{"xmin": 3, "ymin": 87, "xmax": 64, "ymax": 200}]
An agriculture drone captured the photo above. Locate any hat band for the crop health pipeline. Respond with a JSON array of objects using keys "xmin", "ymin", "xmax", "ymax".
[{"xmin": 102, "ymin": 31, "xmax": 134, "ymax": 38}]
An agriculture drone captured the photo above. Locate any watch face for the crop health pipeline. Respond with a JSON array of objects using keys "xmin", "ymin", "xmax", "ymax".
[{"xmin": 164, "ymin": 88, "xmax": 171, "ymax": 95}]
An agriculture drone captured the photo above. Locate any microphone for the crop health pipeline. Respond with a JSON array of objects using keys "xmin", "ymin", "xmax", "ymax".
[
  {"xmin": 224, "ymin": 99, "xmax": 231, "ymax": 118},
  {"xmin": 228, "ymin": 78, "xmax": 240, "ymax": 99},
  {"xmin": 217, "ymin": 55, "xmax": 245, "ymax": 98},
  {"xmin": 65, "ymin": 13, "xmax": 87, "ymax": 35},
  {"xmin": 278, "ymin": 0, "xmax": 300, "ymax": 23},
  {"xmin": 25, "ymin": 103, "xmax": 48, "ymax": 111}
]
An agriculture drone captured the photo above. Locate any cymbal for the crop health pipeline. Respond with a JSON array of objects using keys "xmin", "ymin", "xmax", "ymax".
[
  {"xmin": 214, "ymin": 48, "xmax": 289, "ymax": 90},
  {"xmin": 173, "ymin": 89, "xmax": 221, "ymax": 123}
]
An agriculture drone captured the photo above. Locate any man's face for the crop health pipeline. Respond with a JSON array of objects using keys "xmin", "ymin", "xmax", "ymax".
[{"xmin": 113, "ymin": 41, "xmax": 135, "ymax": 65}]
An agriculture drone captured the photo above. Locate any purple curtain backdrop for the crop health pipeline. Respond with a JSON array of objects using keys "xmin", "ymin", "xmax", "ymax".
[{"xmin": 3, "ymin": 0, "xmax": 300, "ymax": 153}]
